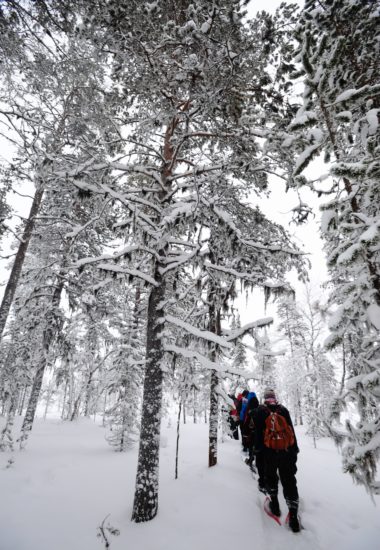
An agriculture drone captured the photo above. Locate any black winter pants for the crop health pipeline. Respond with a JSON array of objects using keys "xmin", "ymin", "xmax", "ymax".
[{"xmin": 264, "ymin": 449, "xmax": 299, "ymax": 509}]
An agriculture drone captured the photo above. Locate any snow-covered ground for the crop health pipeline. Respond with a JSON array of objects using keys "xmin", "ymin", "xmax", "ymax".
[{"xmin": 0, "ymin": 416, "xmax": 379, "ymax": 550}]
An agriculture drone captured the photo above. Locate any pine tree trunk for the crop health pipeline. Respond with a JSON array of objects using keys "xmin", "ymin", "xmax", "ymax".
[
  {"xmin": 208, "ymin": 302, "xmax": 221, "ymax": 468},
  {"xmin": 0, "ymin": 395, "xmax": 17, "ymax": 451},
  {"xmin": 18, "ymin": 363, "xmax": 45, "ymax": 449},
  {"xmin": 339, "ymin": 340, "xmax": 347, "ymax": 394},
  {"xmin": 70, "ymin": 393, "xmax": 81, "ymax": 421},
  {"xmin": 297, "ymin": 390, "xmax": 303, "ymax": 426},
  {"xmin": 175, "ymin": 397, "xmax": 182, "ymax": 480},
  {"xmin": 193, "ymin": 386, "xmax": 197, "ymax": 424},
  {"xmin": 0, "ymin": 187, "xmax": 44, "ymax": 339},
  {"xmin": 84, "ymin": 369, "xmax": 95, "ymax": 417},
  {"xmin": 208, "ymin": 369, "xmax": 219, "ymax": 467},
  {"xmin": 61, "ymin": 378, "xmax": 68, "ymax": 420},
  {"xmin": 43, "ymin": 382, "xmax": 54, "ymax": 420},
  {"xmin": 19, "ymin": 279, "xmax": 64, "ymax": 448},
  {"xmin": 131, "ymin": 267, "xmax": 165, "ymax": 523},
  {"xmin": 17, "ymin": 386, "xmax": 27, "ymax": 415},
  {"xmin": 102, "ymin": 392, "xmax": 107, "ymax": 427}
]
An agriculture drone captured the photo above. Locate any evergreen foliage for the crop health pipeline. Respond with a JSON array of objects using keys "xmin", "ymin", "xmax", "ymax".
[{"xmin": 286, "ymin": 0, "xmax": 380, "ymax": 493}]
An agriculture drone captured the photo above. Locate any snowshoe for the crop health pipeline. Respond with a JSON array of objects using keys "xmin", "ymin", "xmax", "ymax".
[{"xmin": 263, "ymin": 496, "xmax": 281, "ymax": 526}]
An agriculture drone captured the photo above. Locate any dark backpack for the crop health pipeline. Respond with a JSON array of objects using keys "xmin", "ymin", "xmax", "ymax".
[{"xmin": 264, "ymin": 409, "xmax": 295, "ymax": 451}]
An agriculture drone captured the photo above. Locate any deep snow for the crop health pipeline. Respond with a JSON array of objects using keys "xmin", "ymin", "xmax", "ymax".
[{"xmin": 0, "ymin": 415, "xmax": 379, "ymax": 550}]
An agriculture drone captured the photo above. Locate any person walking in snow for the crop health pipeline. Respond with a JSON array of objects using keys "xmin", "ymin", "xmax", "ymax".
[
  {"xmin": 227, "ymin": 394, "xmax": 240, "ymax": 440},
  {"xmin": 251, "ymin": 388, "xmax": 301, "ymax": 533},
  {"xmin": 241, "ymin": 391, "xmax": 259, "ymax": 465},
  {"xmin": 236, "ymin": 389, "xmax": 249, "ymax": 450}
]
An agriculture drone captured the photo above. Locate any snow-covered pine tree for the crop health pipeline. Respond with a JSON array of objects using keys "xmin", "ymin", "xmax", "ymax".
[
  {"xmin": 254, "ymin": 330, "xmax": 278, "ymax": 390},
  {"xmin": 103, "ymin": 285, "xmax": 145, "ymax": 451},
  {"xmin": 285, "ymin": 0, "xmax": 380, "ymax": 494},
  {"xmin": 230, "ymin": 313, "xmax": 248, "ymax": 375},
  {"xmin": 276, "ymin": 297, "xmax": 308, "ymax": 425},
  {"xmin": 49, "ymin": 0, "xmax": 306, "ymax": 521},
  {"xmin": 300, "ymin": 288, "xmax": 336, "ymax": 440},
  {"xmin": 2, "ymin": 0, "xmax": 307, "ymax": 520}
]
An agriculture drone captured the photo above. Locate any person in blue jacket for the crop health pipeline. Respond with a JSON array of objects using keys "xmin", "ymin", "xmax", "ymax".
[{"xmin": 240, "ymin": 391, "xmax": 259, "ymax": 453}]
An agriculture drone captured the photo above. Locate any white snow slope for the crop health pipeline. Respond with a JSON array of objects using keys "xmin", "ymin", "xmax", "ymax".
[{"xmin": 0, "ymin": 416, "xmax": 379, "ymax": 550}]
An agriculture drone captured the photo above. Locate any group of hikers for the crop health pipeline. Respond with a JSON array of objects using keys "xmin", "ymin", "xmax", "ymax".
[{"xmin": 228, "ymin": 388, "xmax": 301, "ymax": 533}]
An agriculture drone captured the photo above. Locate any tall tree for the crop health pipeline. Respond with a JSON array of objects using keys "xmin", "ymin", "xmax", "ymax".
[
  {"xmin": 53, "ymin": 0, "xmax": 305, "ymax": 522},
  {"xmin": 285, "ymin": 0, "xmax": 380, "ymax": 493}
]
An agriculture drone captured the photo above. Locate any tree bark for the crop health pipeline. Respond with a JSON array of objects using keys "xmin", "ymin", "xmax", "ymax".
[
  {"xmin": 193, "ymin": 386, "xmax": 197, "ymax": 424},
  {"xmin": 0, "ymin": 186, "xmax": 44, "ymax": 339},
  {"xmin": 131, "ymin": 267, "xmax": 165, "ymax": 522},
  {"xmin": 0, "ymin": 395, "xmax": 17, "ymax": 451},
  {"xmin": 208, "ymin": 301, "xmax": 221, "ymax": 468},
  {"xmin": 208, "ymin": 369, "xmax": 219, "ymax": 467},
  {"xmin": 175, "ymin": 397, "xmax": 182, "ymax": 480}
]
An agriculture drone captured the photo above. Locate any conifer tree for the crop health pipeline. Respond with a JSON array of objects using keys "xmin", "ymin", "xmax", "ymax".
[
  {"xmin": 286, "ymin": 0, "xmax": 380, "ymax": 493},
  {"xmin": 1, "ymin": 0, "xmax": 306, "ymax": 521}
]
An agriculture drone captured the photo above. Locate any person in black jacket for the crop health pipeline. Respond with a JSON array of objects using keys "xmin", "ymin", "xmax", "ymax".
[{"xmin": 251, "ymin": 388, "xmax": 300, "ymax": 533}]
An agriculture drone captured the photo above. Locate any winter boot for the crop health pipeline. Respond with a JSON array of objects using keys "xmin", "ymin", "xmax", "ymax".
[
  {"xmin": 288, "ymin": 508, "xmax": 300, "ymax": 533},
  {"xmin": 269, "ymin": 495, "xmax": 281, "ymax": 517}
]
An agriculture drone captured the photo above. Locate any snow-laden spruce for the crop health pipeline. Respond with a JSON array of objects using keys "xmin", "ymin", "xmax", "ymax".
[{"xmin": 283, "ymin": 0, "xmax": 380, "ymax": 495}]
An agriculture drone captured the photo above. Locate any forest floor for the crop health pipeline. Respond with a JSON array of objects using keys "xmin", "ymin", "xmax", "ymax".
[{"xmin": 0, "ymin": 414, "xmax": 379, "ymax": 550}]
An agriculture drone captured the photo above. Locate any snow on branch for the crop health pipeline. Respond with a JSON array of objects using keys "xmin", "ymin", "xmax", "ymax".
[
  {"xmin": 97, "ymin": 263, "xmax": 159, "ymax": 286},
  {"xmin": 74, "ymin": 245, "xmax": 159, "ymax": 268},
  {"xmin": 224, "ymin": 317, "xmax": 273, "ymax": 342},
  {"xmin": 165, "ymin": 315, "xmax": 232, "ymax": 349},
  {"xmin": 168, "ymin": 163, "xmax": 225, "ymax": 182},
  {"xmin": 209, "ymin": 204, "xmax": 303, "ymax": 256},
  {"xmin": 203, "ymin": 261, "xmax": 260, "ymax": 282},
  {"xmin": 334, "ymin": 83, "xmax": 380, "ymax": 104},
  {"xmin": 293, "ymin": 143, "xmax": 321, "ymax": 176},
  {"xmin": 160, "ymin": 248, "xmax": 199, "ymax": 274},
  {"xmin": 164, "ymin": 344, "xmax": 225, "ymax": 371},
  {"xmin": 100, "ymin": 183, "xmax": 162, "ymax": 213}
]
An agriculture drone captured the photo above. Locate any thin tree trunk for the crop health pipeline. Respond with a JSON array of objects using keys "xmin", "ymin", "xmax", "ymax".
[
  {"xmin": 339, "ymin": 339, "xmax": 347, "ymax": 394},
  {"xmin": 61, "ymin": 378, "xmax": 68, "ymax": 420},
  {"xmin": 43, "ymin": 381, "xmax": 54, "ymax": 420},
  {"xmin": 175, "ymin": 397, "xmax": 182, "ymax": 480},
  {"xmin": 70, "ymin": 393, "xmax": 81, "ymax": 421},
  {"xmin": 208, "ymin": 369, "xmax": 219, "ymax": 467},
  {"xmin": 17, "ymin": 386, "xmax": 27, "ymax": 415},
  {"xmin": 84, "ymin": 369, "xmax": 95, "ymax": 417},
  {"xmin": 182, "ymin": 401, "xmax": 186, "ymax": 424},
  {"xmin": 208, "ymin": 302, "xmax": 221, "ymax": 468},
  {"xmin": 18, "ymin": 363, "xmax": 45, "ymax": 449},
  {"xmin": 102, "ymin": 392, "xmax": 107, "ymax": 427},
  {"xmin": 193, "ymin": 386, "xmax": 197, "ymax": 424},
  {"xmin": 297, "ymin": 389, "xmax": 303, "ymax": 426},
  {"xmin": 0, "ymin": 395, "xmax": 17, "ymax": 451},
  {"xmin": 0, "ymin": 187, "xmax": 44, "ymax": 339}
]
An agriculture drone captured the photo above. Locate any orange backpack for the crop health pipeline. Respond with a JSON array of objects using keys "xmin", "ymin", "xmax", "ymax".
[{"xmin": 264, "ymin": 410, "xmax": 295, "ymax": 451}]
